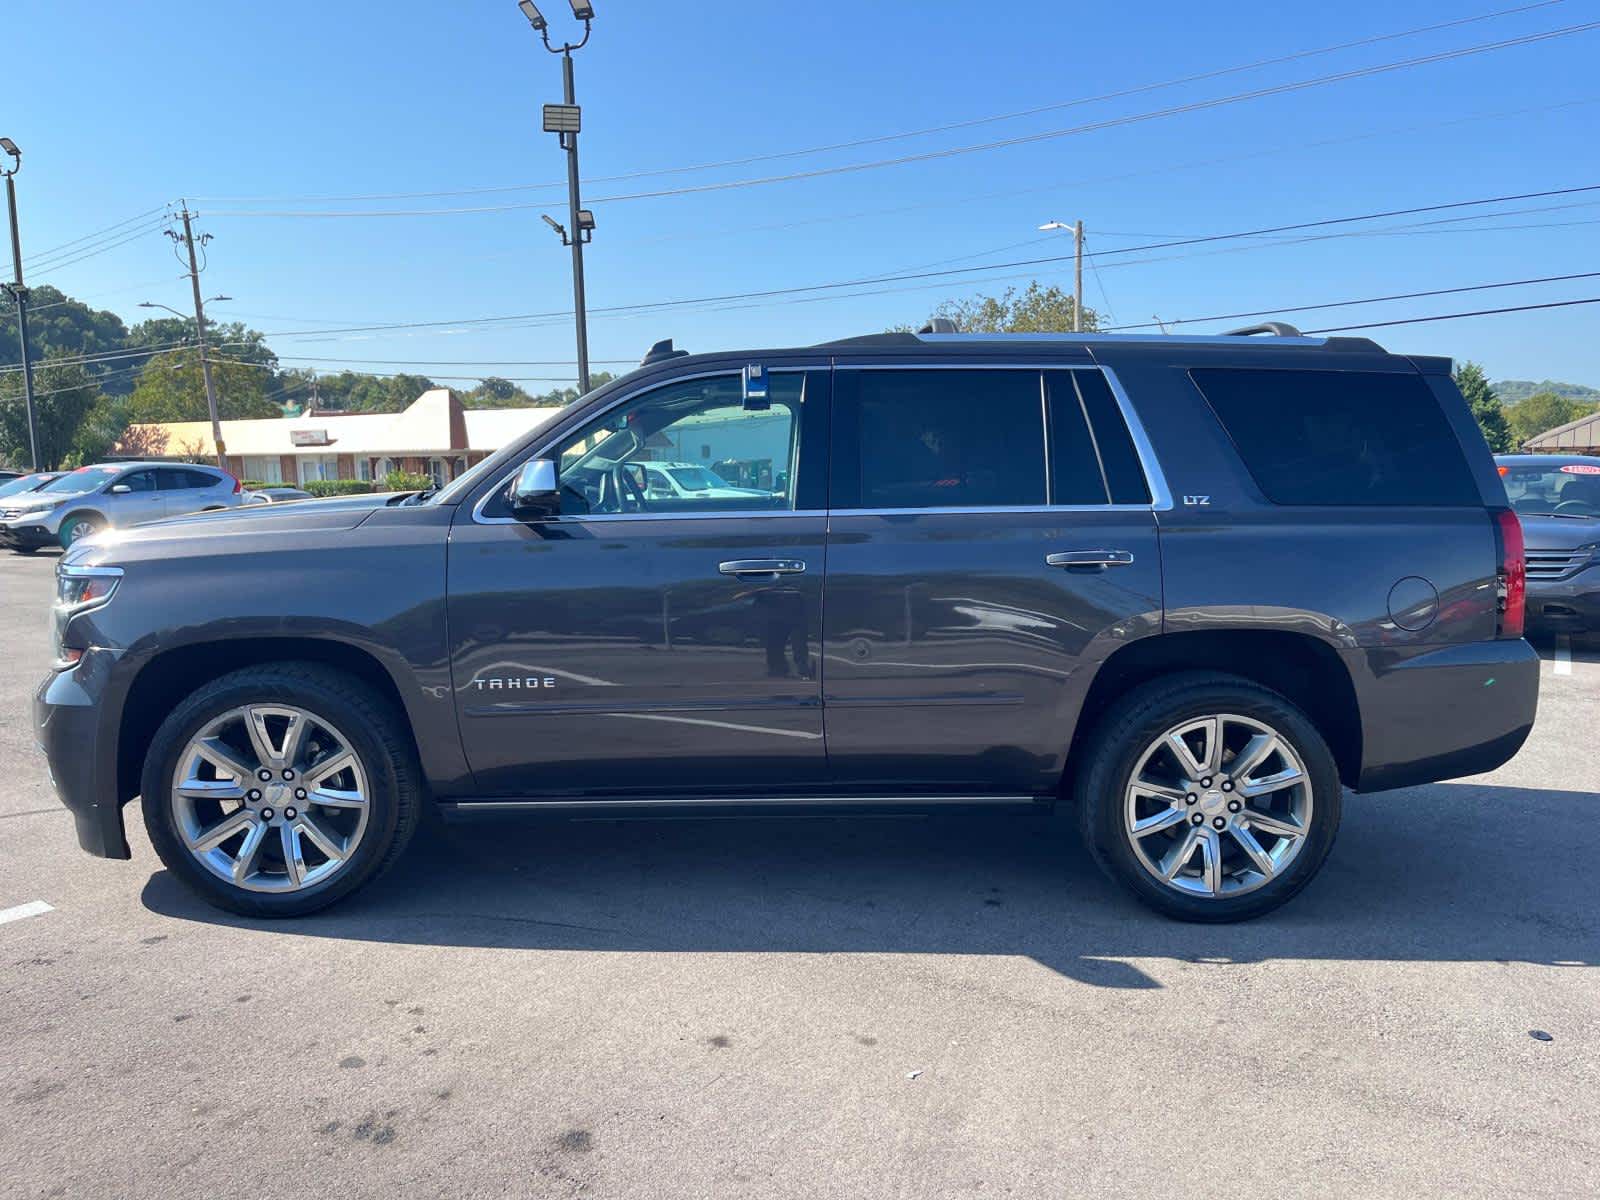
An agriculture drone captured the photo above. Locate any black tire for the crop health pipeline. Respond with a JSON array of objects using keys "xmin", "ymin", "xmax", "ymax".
[
  {"xmin": 140, "ymin": 663, "xmax": 423, "ymax": 917},
  {"xmin": 12, "ymin": 545, "xmax": 38, "ymax": 555},
  {"xmin": 1074, "ymin": 672, "xmax": 1341, "ymax": 922},
  {"xmin": 57, "ymin": 511, "xmax": 102, "ymax": 549}
]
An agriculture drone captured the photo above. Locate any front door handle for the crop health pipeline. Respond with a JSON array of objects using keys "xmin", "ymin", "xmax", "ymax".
[
  {"xmin": 1046, "ymin": 550, "xmax": 1135, "ymax": 570},
  {"xmin": 719, "ymin": 558, "xmax": 807, "ymax": 578}
]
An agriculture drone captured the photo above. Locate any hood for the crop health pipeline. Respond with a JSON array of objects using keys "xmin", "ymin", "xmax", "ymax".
[
  {"xmin": 1516, "ymin": 511, "xmax": 1600, "ymax": 550},
  {"xmin": 76, "ymin": 492, "xmax": 398, "ymax": 557}
]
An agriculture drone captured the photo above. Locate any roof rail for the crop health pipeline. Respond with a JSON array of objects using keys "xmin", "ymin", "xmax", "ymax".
[
  {"xmin": 1222, "ymin": 321, "xmax": 1303, "ymax": 337},
  {"xmin": 641, "ymin": 337, "xmax": 689, "ymax": 366}
]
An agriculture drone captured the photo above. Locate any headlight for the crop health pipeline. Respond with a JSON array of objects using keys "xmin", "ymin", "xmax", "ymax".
[{"xmin": 55, "ymin": 564, "xmax": 123, "ymax": 612}]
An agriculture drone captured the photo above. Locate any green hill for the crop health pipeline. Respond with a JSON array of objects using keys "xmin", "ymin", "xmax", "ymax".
[{"xmin": 1492, "ymin": 379, "xmax": 1600, "ymax": 404}]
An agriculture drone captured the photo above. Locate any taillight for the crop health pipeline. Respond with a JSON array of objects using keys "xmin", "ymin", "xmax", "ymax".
[
  {"xmin": 1491, "ymin": 507, "xmax": 1525, "ymax": 639},
  {"xmin": 228, "ymin": 473, "xmax": 241, "ymax": 494}
]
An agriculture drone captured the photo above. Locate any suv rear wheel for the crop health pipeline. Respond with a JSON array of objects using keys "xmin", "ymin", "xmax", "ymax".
[
  {"xmin": 141, "ymin": 663, "xmax": 421, "ymax": 917},
  {"xmin": 1075, "ymin": 672, "xmax": 1341, "ymax": 921}
]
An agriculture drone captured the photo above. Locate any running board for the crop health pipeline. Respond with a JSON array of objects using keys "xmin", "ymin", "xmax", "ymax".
[{"xmin": 439, "ymin": 794, "xmax": 1046, "ymax": 818}]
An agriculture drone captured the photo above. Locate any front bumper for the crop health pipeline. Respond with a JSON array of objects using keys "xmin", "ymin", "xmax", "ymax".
[
  {"xmin": 1526, "ymin": 569, "xmax": 1600, "ymax": 635},
  {"xmin": 1346, "ymin": 638, "xmax": 1540, "ymax": 793},
  {"xmin": 0, "ymin": 519, "xmax": 57, "ymax": 550},
  {"xmin": 33, "ymin": 648, "xmax": 132, "ymax": 859}
]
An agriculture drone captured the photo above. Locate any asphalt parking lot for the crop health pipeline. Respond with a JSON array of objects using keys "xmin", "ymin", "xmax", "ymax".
[{"xmin": 2, "ymin": 548, "xmax": 1597, "ymax": 1199}]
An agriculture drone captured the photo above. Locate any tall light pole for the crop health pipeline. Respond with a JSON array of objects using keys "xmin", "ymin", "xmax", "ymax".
[
  {"xmin": 520, "ymin": 1, "xmax": 596, "ymax": 394},
  {"xmin": 1, "ymin": 137, "xmax": 40, "ymax": 470},
  {"xmin": 1039, "ymin": 219, "xmax": 1086, "ymax": 332}
]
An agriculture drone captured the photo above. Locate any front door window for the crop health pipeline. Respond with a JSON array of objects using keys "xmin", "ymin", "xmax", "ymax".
[{"xmin": 553, "ymin": 374, "xmax": 801, "ymax": 516}]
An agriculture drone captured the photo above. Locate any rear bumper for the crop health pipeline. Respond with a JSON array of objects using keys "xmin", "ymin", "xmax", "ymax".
[
  {"xmin": 33, "ymin": 649, "xmax": 131, "ymax": 860},
  {"xmin": 1346, "ymin": 639, "xmax": 1539, "ymax": 792},
  {"xmin": 1526, "ymin": 571, "xmax": 1600, "ymax": 635}
]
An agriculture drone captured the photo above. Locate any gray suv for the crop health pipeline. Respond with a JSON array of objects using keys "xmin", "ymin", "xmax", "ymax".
[
  {"xmin": 1, "ymin": 461, "xmax": 244, "ymax": 552},
  {"xmin": 35, "ymin": 327, "xmax": 1539, "ymax": 921}
]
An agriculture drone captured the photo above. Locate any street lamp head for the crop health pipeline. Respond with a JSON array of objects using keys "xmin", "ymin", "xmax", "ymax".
[
  {"xmin": 1038, "ymin": 221, "xmax": 1069, "ymax": 231},
  {"xmin": 569, "ymin": 0, "xmax": 595, "ymax": 19},
  {"xmin": 575, "ymin": 209, "xmax": 596, "ymax": 232},
  {"xmin": 0, "ymin": 137, "xmax": 19, "ymax": 157},
  {"xmin": 209, "ymin": 295, "xmax": 233, "ymax": 303},
  {"xmin": 518, "ymin": 0, "xmax": 547, "ymax": 30}
]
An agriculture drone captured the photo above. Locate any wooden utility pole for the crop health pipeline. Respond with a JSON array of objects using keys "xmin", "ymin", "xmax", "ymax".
[
  {"xmin": 172, "ymin": 206, "xmax": 226, "ymax": 469},
  {"xmin": 1073, "ymin": 220, "xmax": 1085, "ymax": 333}
]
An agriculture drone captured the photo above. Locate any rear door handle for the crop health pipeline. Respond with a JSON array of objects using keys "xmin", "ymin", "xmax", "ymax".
[
  {"xmin": 1046, "ymin": 550, "xmax": 1134, "ymax": 570},
  {"xmin": 719, "ymin": 558, "xmax": 807, "ymax": 578}
]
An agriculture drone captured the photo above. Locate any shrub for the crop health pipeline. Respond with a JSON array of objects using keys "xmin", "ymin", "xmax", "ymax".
[
  {"xmin": 303, "ymin": 479, "xmax": 376, "ymax": 497},
  {"xmin": 239, "ymin": 480, "xmax": 271, "ymax": 490},
  {"xmin": 382, "ymin": 469, "xmax": 432, "ymax": 493}
]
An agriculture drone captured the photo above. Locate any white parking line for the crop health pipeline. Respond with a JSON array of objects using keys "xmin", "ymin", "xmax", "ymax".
[
  {"xmin": 0, "ymin": 900, "xmax": 53, "ymax": 926},
  {"xmin": 1554, "ymin": 636, "xmax": 1573, "ymax": 676}
]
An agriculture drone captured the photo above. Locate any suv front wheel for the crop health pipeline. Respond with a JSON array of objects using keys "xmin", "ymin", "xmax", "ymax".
[
  {"xmin": 141, "ymin": 663, "xmax": 422, "ymax": 917},
  {"xmin": 1075, "ymin": 672, "xmax": 1342, "ymax": 922}
]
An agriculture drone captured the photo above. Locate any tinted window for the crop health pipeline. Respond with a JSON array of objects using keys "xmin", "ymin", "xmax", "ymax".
[
  {"xmin": 848, "ymin": 370, "xmax": 1045, "ymax": 509},
  {"xmin": 119, "ymin": 470, "xmax": 158, "ymax": 493},
  {"xmin": 41, "ymin": 467, "xmax": 118, "ymax": 494},
  {"xmin": 1070, "ymin": 369, "xmax": 1151, "ymax": 504},
  {"xmin": 158, "ymin": 468, "xmax": 217, "ymax": 490},
  {"xmin": 1191, "ymin": 368, "xmax": 1479, "ymax": 506}
]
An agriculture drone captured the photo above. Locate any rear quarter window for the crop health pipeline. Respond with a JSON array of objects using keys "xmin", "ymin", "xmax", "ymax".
[{"xmin": 1189, "ymin": 367, "xmax": 1479, "ymax": 506}]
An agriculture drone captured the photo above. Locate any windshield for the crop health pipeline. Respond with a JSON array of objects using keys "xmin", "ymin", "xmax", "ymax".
[
  {"xmin": 1500, "ymin": 461, "xmax": 1600, "ymax": 517},
  {"xmin": 666, "ymin": 466, "xmax": 730, "ymax": 492},
  {"xmin": 0, "ymin": 474, "xmax": 51, "ymax": 499},
  {"xmin": 39, "ymin": 467, "xmax": 116, "ymax": 495}
]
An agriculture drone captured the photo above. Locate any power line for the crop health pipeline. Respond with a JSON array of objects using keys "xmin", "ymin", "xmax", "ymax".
[
  {"xmin": 204, "ymin": 21, "xmax": 1600, "ymax": 218},
  {"xmin": 1305, "ymin": 296, "xmax": 1600, "ymax": 332},
  {"xmin": 192, "ymin": 2, "xmax": 1566, "ymax": 205},
  {"xmin": 22, "ymin": 205, "xmax": 169, "ymax": 266},
  {"xmin": 1104, "ymin": 270, "xmax": 1600, "ymax": 332},
  {"xmin": 25, "ymin": 219, "xmax": 168, "ymax": 275},
  {"xmin": 228, "ymin": 182, "xmax": 1600, "ymax": 338}
]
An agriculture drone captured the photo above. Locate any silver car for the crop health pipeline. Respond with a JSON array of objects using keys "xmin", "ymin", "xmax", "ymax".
[{"xmin": 0, "ymin": 462, "xmax": 244, "ymax": 553}]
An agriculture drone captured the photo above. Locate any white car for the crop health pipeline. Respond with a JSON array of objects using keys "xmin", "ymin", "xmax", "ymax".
[
  {"xmin": 0, "ymin": 462, "xmax": 245, "ymax": 553},
  {"xmin": 635, "ymin": 461, "xmax": 768, "ymax": 502}
]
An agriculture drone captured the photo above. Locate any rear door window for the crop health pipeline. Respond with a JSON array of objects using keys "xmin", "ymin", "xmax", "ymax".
[
  {"xmin": 838, "ymin": 369, "xmax": 1046, "ymax": 510},
  {"xmin": 1046, "ymin": 370, "xmax": 1152, "ymax": 505},
  {"xmin": 1190, "ymin": 367, "xmax": 1479, "ymax": 506}
]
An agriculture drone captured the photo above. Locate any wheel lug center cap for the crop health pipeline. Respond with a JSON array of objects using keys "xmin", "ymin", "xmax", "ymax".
[{"xmin": 1199, "ymin": 789, "xmax": 1226, "ymax": 815}]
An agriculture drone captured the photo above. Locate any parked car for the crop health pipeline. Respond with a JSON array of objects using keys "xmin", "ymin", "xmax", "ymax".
[
  {"xmin": 1495, "ymin": 453, "xmax": 1600, "ymax": 635},
  {"xmin": 0, "ymin": 468, "xmax": 24, "ymax": 483},
  {"xmin": 0, "ymin": 470, "xmax": 65, "ymax": 500},
  {"xmin": 246, "ymin": 487, "xmax": 314, "ymax": 505},
  {"xmin": 635, "ymin": 461, "xmax": 767, "ymax": 502},
  {"xmin": 0, "ymin": 462, "xmax": 244, "ymax": 552},
  {"xmin": 38, "ymin": 325, "xmax": 1538, "ymax": 922}
]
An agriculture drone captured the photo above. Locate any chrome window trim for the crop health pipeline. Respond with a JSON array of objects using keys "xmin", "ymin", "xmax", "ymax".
[
  {"xmin": 470, "ymin": 361, "xmax": 1173, "ymax": 525},
  {"xmin": 471, "ymin": 366, "xmax": 817, "ymax": 526},
  {"xmin": 833, "ymin": 361, "xmax": 1172, "ymax": 513}
]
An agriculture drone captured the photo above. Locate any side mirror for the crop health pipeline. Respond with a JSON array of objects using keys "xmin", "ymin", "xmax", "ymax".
[
  {"xmin": 508, "ymin": 458, "xmax": 559, "ymax": 518},
  {"xmin": 108, "ymin": 483, "xmax": 132, "ymax": 494}
]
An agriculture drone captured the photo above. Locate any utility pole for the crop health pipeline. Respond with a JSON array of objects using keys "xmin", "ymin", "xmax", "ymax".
[
  {"xmin": 170, "ymin": 206, "xmax": 226, "ymax": 470},
  {"xmin": 1073, "ymin": 220, "xmax": 1085, "ymax": 333},
  {"xmin": 1, "ymin": 137, "xmax": 40, "ymax": 471},
  {"xmin": 1039, "ymin": 218, "xmax": 1087, "ymax": 333},
  {"xmin": 521, "ymin": 1, "xmax": 597, "ymax": 394}
]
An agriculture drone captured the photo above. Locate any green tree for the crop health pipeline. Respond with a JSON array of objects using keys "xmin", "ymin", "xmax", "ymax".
[
  {"xmin": 928, "ymin": 281, "xmax": 1099, "ymax": 333},
  {"xmin": 1, "ymin": 286, "xmax": 132, "ymax": 395},
  {"xmin": 126, "ymin": 347, "xmax": 281, "ymax": 423},
  {"xmin": 1505, "ymin": 390, "xmax": 1599, "ymax": 448},
  {"xmin": 0, "ymin": 354, "xmax": 106, "ymax": 470},
  {"xmin": 70, "ymin": 393, "xmax": 136, "ymax": 465},
  {"xmin": 1453, "ymin": 361, "xmax": 1511, "ymax": 453}
]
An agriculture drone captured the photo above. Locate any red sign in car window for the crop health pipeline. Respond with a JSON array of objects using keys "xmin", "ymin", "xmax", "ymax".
[{"xmin": 1559, "ymin": 464, "xmax": 1600, "ymax": 475}]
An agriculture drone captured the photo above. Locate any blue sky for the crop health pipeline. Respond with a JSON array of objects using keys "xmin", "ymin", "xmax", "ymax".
[{"xmin": 9, "ymin": 0, "xmax": 1600, "ymax": 389}]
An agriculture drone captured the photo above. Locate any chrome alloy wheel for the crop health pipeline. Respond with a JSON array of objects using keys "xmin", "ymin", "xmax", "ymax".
[
  {"xmin": 1123, "ymin": 713, "xmax": 1313, "ymax": 899},
  {"xmin": 170, "ymin": 704, "xmax": 371, "ymax": 893}
]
